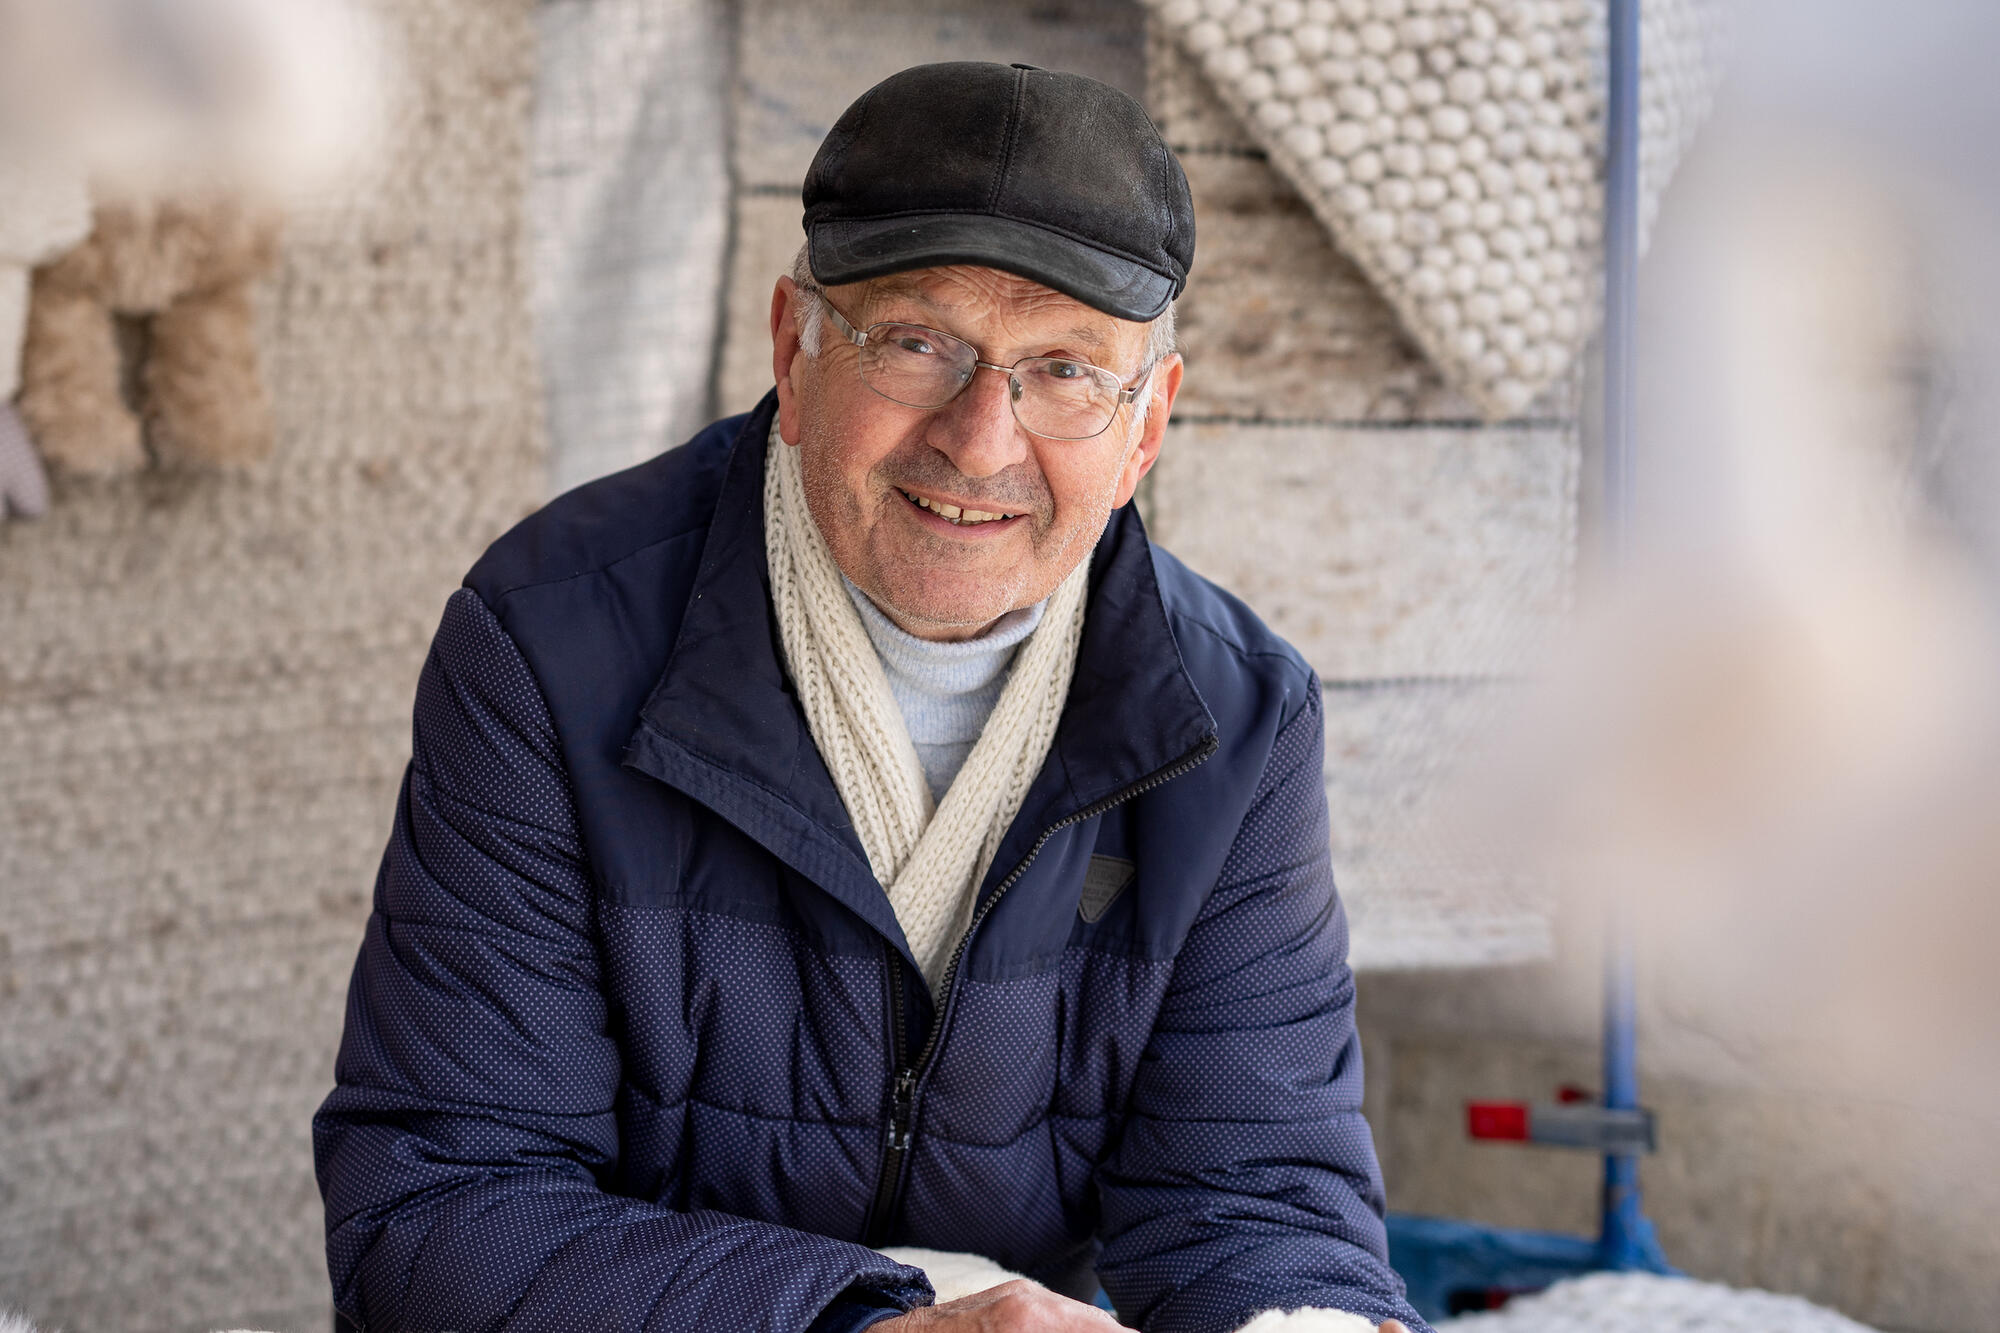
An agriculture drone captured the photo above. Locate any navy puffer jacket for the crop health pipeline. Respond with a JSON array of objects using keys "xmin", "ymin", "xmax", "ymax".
[{"xmin": 313, "ymin": 398, "xmax": 1426, "ymax": 1333}]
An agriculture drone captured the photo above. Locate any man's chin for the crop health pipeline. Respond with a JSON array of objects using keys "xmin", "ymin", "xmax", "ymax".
[{"xmin": 869, "ymin": 568, "xmax": 1039, "ymax": 638}]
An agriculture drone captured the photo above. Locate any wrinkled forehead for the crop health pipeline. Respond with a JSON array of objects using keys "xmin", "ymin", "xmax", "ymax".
[{"xmin": 842, "ymin": 264, "xmax": 1148, "ymax": 362}]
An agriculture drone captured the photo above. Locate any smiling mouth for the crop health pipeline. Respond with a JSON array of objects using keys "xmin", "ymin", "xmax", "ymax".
[{"xmin": 897, "ymin": 488, "xmax": 1019, "ymax": 526}]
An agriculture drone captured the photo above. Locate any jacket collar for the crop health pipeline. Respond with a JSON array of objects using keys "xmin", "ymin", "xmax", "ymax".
[{"xmin": 622, "ymin": 396, "xmax": 1216, "ymax": 962}]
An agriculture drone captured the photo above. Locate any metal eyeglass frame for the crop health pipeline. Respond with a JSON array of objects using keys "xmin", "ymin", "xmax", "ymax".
[{"xmin": 816, "ymin": 294, "xmax": 1155, "ymax": 441}]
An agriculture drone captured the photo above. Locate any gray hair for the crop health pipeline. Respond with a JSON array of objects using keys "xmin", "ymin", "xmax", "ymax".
[{"xmin": 788, "ymin": 242, "xmax": 1177, "ymax": 373}]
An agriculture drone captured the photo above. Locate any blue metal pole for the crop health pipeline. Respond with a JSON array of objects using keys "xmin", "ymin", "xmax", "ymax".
[
  {"xmin": 1597, "ymin": 0, "xmax": 1674, "ymax": 1275},
  {"xmin": 1384, "ymin": 2, "xmax": 1678, "ymax": 1309},
  {"xmin": 1603, "ymin": 0, "xmax": 1639, "ymax": 560},
  {"xmin": 1600, "ymin": 916, "xmax": 1671, "ymax": 1268}
]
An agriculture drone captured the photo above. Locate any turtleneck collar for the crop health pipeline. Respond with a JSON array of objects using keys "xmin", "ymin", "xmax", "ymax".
[{"xmin": 842, "ymin": 576, "xmax": 1047, "ymax": 801}]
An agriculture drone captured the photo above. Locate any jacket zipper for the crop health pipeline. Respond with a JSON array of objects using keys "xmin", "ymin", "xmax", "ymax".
[
  {"xmin": 861, "ymin": 734, "xmax": 1219, "ymax": 1247},
  {"xmin": 866, "ymin": 960, "xmax": 913, "ymax": 1244}
]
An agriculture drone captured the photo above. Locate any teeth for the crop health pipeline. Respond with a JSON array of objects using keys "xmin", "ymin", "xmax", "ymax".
[{"xmin": 902, "ymin": 490, "xmax": 1015, "ymax": 525}]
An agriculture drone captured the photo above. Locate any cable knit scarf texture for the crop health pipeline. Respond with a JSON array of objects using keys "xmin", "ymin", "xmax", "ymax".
[{"xmin": 762, "ymin": 423, "xmax": 1089, "ymax": 991}]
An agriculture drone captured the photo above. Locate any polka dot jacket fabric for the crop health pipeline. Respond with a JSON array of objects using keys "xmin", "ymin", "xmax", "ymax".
[{"xmin": 312, "ymin": 402, "xmax": 1428, "ymax": 1333}]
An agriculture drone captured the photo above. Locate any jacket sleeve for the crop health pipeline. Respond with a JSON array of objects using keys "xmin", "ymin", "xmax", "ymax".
[
  {"xmin": 1093, "ymin": 678, "xmax": 1430, "ymax": 1333},
  {"xmin": 312, "ymin": 588, "xmax": 930, "ymax": 1332}
]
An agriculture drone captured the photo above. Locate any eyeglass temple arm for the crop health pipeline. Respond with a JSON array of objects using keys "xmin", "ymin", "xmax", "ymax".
[
  {"xmin": 818, "ymin": 294, "xmax": 870, "ymax": 348},
  {"xmin": 1118, "ymin": 361, "xmax": 1157, "ymax": 404}
]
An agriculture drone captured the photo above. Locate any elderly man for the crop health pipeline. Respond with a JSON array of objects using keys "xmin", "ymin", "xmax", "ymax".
[{"xmin": 315, "ymin": 62, "xmax": 1425, "ymax": 1333}]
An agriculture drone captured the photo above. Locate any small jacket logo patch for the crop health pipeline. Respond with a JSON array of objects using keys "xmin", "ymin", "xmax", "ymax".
[{"xmin": 1078, "ymin": 855, "xmax": 1136, "ymax": 922}]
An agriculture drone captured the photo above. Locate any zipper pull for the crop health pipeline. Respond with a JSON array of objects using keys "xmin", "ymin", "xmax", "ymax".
[{"xmin": 888, "ymin": 1068, "xmax": 916, "ymax": 1150}]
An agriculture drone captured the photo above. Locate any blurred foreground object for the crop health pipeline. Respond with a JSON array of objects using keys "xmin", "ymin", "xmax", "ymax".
[
  {"xmin": 19, "ymin": 191, "xmax": 283, "ymax": 475},
  {"xmin": 0, "ymin": 155, "xmax": 91, "ymax": 516},
  {"xmin": 1438, "ymin": 1272, "xmax": 1882, "ymax": 1332},
  {"xmin": 0, "ymin": 0, "xmax": 381, "ymax": 482},
  {"xmin": 0, "ymin": 404, "xmax": 50, "ymax": 517},
  {"xmin": 0, "ymin": 0, "xmax": 388, "ymax": 200},
  {"xmin": 1464, "ymin": 5, "xmax": 2000, "ymax": 1117}
]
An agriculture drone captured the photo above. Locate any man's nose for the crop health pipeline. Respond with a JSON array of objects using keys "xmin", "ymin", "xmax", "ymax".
[{"xmin": 926, "ymin": 363, "xmax": 1030, "ymax": 478}]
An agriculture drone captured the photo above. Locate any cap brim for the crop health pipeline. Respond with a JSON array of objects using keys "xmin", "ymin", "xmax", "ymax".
[{"xmin": 809, "ymin": 213, "xmax": 1176, "ymax": 322}]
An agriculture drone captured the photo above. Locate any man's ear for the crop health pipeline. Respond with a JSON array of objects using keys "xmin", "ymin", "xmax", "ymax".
[
  {"xmin": 771, "ymin": 277, "xmax": 807, "ymax": 445},
  {"xmin": 1112, "ymin": 351, "xmax": 1183, "ymax": 508}
]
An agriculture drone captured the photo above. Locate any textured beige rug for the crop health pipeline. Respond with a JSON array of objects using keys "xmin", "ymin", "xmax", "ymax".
[{"xmin": 0, "ymin": 0, "xmax": 545, "ymax": 1328}]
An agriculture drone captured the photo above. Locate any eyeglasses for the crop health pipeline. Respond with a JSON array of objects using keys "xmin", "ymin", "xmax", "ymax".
[{"xmin": 817, "ymin": 295, "xmax": 1153, "ymax": 442}]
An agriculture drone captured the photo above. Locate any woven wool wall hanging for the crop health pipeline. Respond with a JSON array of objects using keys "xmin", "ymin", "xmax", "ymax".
[{"xmin": 1142, "ymin": 0, "xmax": 1723, "ymax": 417}]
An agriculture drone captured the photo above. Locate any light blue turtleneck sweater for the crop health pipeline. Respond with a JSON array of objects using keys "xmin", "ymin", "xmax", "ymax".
[{"xmin": 842, "ymin": 577, "xmax": 1047, "ymax": 804}]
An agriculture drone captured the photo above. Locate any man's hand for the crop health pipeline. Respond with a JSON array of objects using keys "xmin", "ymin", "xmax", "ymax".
[
  {"xmin": 876, "ymin": 1280, "xmax": 1121, "ymax": 1330},
  {"xmin": 877, "ymin": 1290, "xmax": 1415, "ymax": 1332}
]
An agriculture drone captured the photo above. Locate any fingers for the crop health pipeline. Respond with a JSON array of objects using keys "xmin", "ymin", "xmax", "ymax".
[{"xmin": 1379, "ymin": 1321, "xmax": 1411, "ymax": 1333}]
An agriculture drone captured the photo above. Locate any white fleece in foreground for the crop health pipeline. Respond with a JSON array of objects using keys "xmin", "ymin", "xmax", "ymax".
[
  {"xmin": 1236, "ymin": 1309, "xmax": 1378, "ymax": 1333},
  {"xmin": 879, "ymin": 1248, "xmax": 1377, "ymax": 1330},
  {"xmin": 882, "ymin": 1246, "xmax": 1032, "ymax": 1303}
]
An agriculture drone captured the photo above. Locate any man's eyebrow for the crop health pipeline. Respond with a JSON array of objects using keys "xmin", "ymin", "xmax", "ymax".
[{"xmin": 858, "ymin": 275, "xmax": 938, "ymax": 313}]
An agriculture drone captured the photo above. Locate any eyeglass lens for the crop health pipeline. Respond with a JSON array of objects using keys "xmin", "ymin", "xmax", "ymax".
[{"xmin": 858, "ymin": 322, "xmax": 1126, "ymax": 441}]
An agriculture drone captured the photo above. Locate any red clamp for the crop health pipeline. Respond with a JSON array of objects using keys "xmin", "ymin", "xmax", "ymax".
[{"xmin": 1466, "ymin": 1098, "xmax": 1656, "ymax": 1154}]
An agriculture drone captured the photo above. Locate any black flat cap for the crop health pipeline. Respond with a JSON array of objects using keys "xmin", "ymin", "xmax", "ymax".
[{"xmin": 802, "ymin": 61, "xmax": 1195, "ymax": 322}]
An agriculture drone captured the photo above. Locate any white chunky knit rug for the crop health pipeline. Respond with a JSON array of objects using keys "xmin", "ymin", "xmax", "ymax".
[
  {"xmin": 1438, "ymin": 1272, "xmax": 1887, "ymax": 1333},
  {"xmin": 882, "ymin": 1248, "xmax": 1376, "ymax": 1330},
  {"xmin": 1142, "ymin": 0, "xmax": 1725, "ymax": 417},
  {"xmin": 882, "ymin": 1254, "xmax": 1890, "ymax": 1332}
]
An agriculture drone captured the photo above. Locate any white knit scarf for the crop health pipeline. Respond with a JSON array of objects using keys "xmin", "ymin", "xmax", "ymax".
[{"xmin": 763, "ymin": 423, "xmax": 1089, "ymax": 992}]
